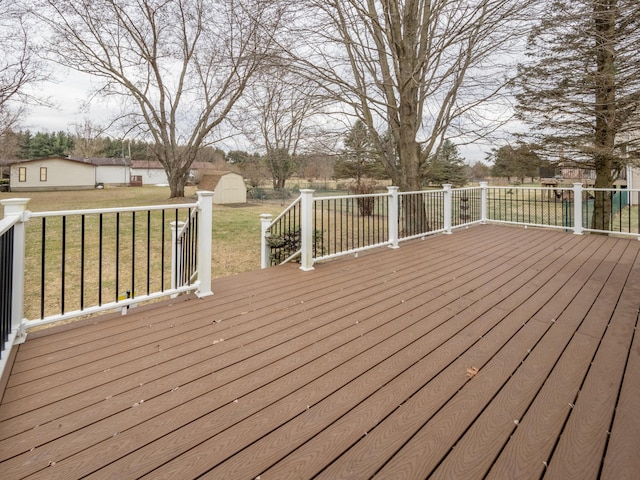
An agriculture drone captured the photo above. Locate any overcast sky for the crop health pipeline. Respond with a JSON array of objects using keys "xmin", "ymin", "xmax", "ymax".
[{"xmin": 23, "ymin": 68, "xmax": 494, "ymax": 164}]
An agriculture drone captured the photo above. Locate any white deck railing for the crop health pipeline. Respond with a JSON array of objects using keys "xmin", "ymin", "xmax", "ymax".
[
  {"xmin": 0, "ymin": 191, "xmax": 213, "ymax": 378},
  {"xmin": 261, "ymin": 183, "xmax": 640, "ymax": 271}
]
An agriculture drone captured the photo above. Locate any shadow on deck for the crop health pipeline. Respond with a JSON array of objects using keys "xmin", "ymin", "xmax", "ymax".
[{"xmin": 1, "ymin": 224, "xmax": 639, "ymax": 479}]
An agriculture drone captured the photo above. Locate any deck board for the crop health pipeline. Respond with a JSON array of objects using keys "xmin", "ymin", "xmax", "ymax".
[{"xmin": 1, "ymin": 224, "xmax": 638, "ymax": 479}]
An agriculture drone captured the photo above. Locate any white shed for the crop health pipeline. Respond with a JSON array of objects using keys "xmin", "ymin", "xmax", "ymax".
[{"xmin": 198, "ymin": 171, "xmax": 247, "ymax": 204}]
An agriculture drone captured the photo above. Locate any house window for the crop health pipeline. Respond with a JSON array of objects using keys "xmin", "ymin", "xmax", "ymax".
[
  {"xmin": 19, "ymin": 167, "xmax": 26, "ymax": 182},
  {"xmin": 40, "ymin": 167, "xmax": 47, "ymax": 182}
]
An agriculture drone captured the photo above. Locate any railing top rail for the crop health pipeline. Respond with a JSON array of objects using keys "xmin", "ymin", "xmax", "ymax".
[
  {"xmin": 267, "ymin": 194, "xmax": 302, "ymax": 229},
  {"xmin": 584, "ymin": 187, "xmax": 640, "ymax": 193},
  {"xmin": 29, "ymin": 202, "xmax": 198, "ymax": 218},
  {"xmin": 487, "ymin": 185, "xmax": 571, "ymax": 191},
  {"xmin": 313, "ymin": 192, "xmax": 389, "ymax": 201},
  {"xmin": 485, "ymin": 185, "xmax": 640, "ymax": 193},
  {"xmin": 398, "ymin": 188, "xmax": 445, "ymax": 195},
  {"xmin": 0, "ymin": 214, "xmax": 21, "ymax": 236}
]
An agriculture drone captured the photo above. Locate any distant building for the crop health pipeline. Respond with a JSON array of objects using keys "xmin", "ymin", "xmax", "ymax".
[
  {"xmin": 93, "ymin": 157, "xmax": 131, "ymax": 186},
  {"xmin": 130, "ymin": 160, "xmax": 169, "ymax": 185},
  {"xmin": 197, "ymin": 171, "xmax": 246, "ymax": 204},
  {"xmin": 130, "ymin": 160, "xmax": 222, "ymax": 186},
  {"xmin": 8, "ymin": 156, "xmax": 131, "ymax": 191}
]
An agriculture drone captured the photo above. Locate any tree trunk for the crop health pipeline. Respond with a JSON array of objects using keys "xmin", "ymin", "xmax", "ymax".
[
  {"xmin": 396, "ymin": 131, "xmax": 429, "ymax": 235},
  {"xmin": 592, "ymin": 155, "xmax": 613, "ymax": 231},
  {"xmin": 164, "ymin": 154, "xmax": 191, "ymax": 198},
  {"xmin": 273, "ymin": 177, "xmax": 286, "ymax": 189},
  {"xmin": 167, "ymin": 169, "xmax": 187, "ymax": 198},
  {"xmin": 591, "ymin": 0, "xmax": 617, "ymax": 231}
]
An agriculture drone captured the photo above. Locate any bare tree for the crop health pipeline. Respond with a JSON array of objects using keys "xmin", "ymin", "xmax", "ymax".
[
  {"xmin": 291, "ymin": 0, "xmax": 536, "ymax": 193},
  {"xmin": 71, "ymin": 118, "xmax": 109, "ymax": 158},
  {"xmin": 237, "ymin": 68, "xmax": 330, "ymax": 189},
  {"xmin": 0, "ymin": 1, "xmax": 45, "ymax": 136},
  {"xmin": 36, "ymin": 0, "xmax": 285, "ymax": 197},
  {"xmin": 515, "ymin": 0, "xmax": 640, "ymax": 229}
]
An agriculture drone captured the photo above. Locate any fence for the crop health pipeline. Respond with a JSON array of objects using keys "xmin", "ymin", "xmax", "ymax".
[
  {"xmin": 0, "ymin": 191, "xmax": 213, "ymax": 378},
  {"xmin": 261, "ymin": 183, "xmax": 640, "ymax": 270},
  {"xmin": 0, "ymin": 200, "xmax": 25, "ymax": 377}
]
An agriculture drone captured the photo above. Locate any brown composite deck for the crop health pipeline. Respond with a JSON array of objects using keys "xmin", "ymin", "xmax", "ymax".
[{"xmin": 0, "ymin": 224, "xmax": 639, "ymax": 480}]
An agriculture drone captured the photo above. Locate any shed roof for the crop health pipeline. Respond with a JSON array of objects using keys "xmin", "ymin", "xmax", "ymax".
[{"xmin": 198, "ymin": 171, "xmax": 244, "ymax": 191}]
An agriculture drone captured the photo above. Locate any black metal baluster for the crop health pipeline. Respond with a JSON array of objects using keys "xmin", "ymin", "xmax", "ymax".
[
  {"xmin": 115, "ymin": 212, "xmax": 120, "ymax": 302},
  {"xmin": 40, "ymin": 218, "xmax": 46, "ymax": 319},
  {"xmin": 161, "ymin": 209, "xmax": 166, "ymax": 290},
  {"xmin": 146, "ymin": 211, "xmax": 151, "ymax": 295},
  {"xmin": 80, "ymin": 215, "xmax": 85, "ymax": 311},
  {"xmin": 99, "ymin": 214, "xmax": 103, "ymax": 306},
  {"xmin": 61, "ymin": 216, "xmax": 66, "ymax": 315},
  {"xmin": 131, "ymin": 211, "xmax": 136, "ymax": 298}
]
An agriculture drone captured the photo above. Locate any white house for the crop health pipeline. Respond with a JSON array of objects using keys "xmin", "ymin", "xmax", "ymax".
[
  {"xmin": 9, "ymin": 156, "xmax": 131, "ymax": 191},
  {"xmin": 10, "ymin": 156, "xmax": 96, "ymax": 191}
]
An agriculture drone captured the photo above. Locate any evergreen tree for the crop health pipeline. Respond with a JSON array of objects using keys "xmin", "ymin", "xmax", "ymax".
[
  {"xmin": 489, "ymin": 144, "xmax": 541, "ymax": 183},
  {"xmin": 423, "ymin": 140, "xmax": 468, "ymax": 187},
  {"xmin": 514, "ymin": 0, "xmax": 640, "ymax": 227},
  {"xmin": 19, "ymin": 131, "xmax": 74, "ymax": 158},
  {"xmin": 334, "ymin": 121, "xmax": 386, "ymax": 185}
]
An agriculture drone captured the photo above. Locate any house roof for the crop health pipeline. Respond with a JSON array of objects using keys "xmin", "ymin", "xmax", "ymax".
[
  {"xmin": 130, "ymin": 161, "xmax": 234, "ymax": 171},
  {"xmin": 9, "ymin": 155, "xmax": 130, "ymax": 167},
  {"xmin": 131, "ymin": 160, "xmax": 164, "ymax": 169},
  {"xmin": 198, "ymin": 171, "xmax": 244, "ymax": 190},
  {"xmin": 68, "ymin": 156, "xmax": 131, "ymax": 167}
]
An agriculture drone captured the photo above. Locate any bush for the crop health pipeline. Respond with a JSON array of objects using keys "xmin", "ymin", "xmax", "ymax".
[
  {"xmin": 247, "ymin": 187, "xmax": 295, "ymax": 201},
  {"xmin": 349, "ymin": 179, "xmax": 378, "ymax": 216},
  {"xmin": 267, "ymin": 228, "xmax": 324, "ymax": 265},
  {"xmin": 247, "ymin": 187, "xmax": 267, "ymax": 200}
]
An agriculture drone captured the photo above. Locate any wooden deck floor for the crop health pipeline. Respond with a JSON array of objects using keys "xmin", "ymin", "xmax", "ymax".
[{"xmin": 1, "ymin": 224, "xmax": 639, "ymax": 480}]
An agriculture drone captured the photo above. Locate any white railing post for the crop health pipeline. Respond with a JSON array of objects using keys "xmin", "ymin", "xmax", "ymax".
[
  {"xmin": 260, "ymin": 213, "xmax": 273, "ymax": 269},
  {"xmin": 170, "ymin": 220, "xmax": 185, "ymax": 296},
  {"xmin": 299, "ymin": 189, "xmax": 314, "ymax": 271},
  {"xmin": 387, "ymin": 186, "xmax": 399, "ymax": 248},
  {"xmin": 196, "ymin": 191, "xmax": 213, "ymax": 297},
  {"xmin": 1, "ymin": 198, "xmax": 29, "ymax": 345},
  {"xmin": 480, "ymin": 181, "xmax": 488, "ymax": 224},
  {"xmin": 573, "ymin": 183, "xmax": 584, "ymax": 235},
  {"xmin": 443, "ymin": 184, "xmax": 453, "ymax": 234}
]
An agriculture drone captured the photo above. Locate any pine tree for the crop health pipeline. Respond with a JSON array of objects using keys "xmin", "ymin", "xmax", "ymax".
[
  {"xmin": 334, "ymin": 121, "xmax": 386, "ymax": 185},
  {"xmin": 514, "ymin": 0, "xmax": 640, "ymax": 228},
  {"xmin": 424, "ymin": 140, "xmax": 468, "ymax": 187}
]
